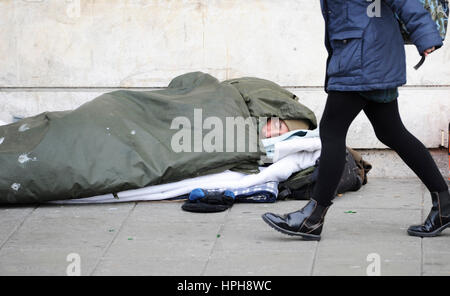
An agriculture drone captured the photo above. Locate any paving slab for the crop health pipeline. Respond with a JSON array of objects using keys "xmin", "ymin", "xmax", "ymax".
[
  {"xmin": 203, "ymin": 202, "xmax": 317, "ymax": 276},
  {"xmin": 0, "ymin": 203, "xmax": 134, "ymax": 276},
  {"xmin": 0, "ymin": 178, "xmax": 448, "ymax": 276},
  {"xmin": 332, "ymin": 177, "xmax": 424, "ymax": 210},
  {"xmin": 310, "ymin": 178, "xmax": 426, "ymax": 276},
  {"xmin": 0, "ymin": 205, "xmax": 36, "ymax": 248},
  {"xmin": 92, "ymin": 202, "xmax": 228, "ymax": 276},
  {"xmin": 312, "ymin": 207, "xmax": 422, "ymax": 276},
  {"xmin": 422, "ymin": 237, "xmax": 450, "ymax": 276}
]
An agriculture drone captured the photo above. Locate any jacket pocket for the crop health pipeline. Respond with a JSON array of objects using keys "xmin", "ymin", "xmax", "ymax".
[{"xmin": 327, "ymin": 30, "xmax": 364, "ymax": 77}]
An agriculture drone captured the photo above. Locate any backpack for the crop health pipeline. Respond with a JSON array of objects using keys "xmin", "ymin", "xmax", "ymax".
[
  {"xmin": 278, "ymin": 148, "xmax": 365, "ymax": 201},
  {"xmin": 397, "ymin": 0, "xmax": 449, "ymax": 69}
]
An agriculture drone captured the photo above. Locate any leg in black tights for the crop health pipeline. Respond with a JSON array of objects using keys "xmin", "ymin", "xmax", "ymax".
[
  {"xmin": 313, "ymin": 91, "xmax": 448, "ymax": 207},
  {"xmin": 363, "ymin": 97, "xmax": 448, "ymax": 194},
  {"xmin": 312, "ymin": 91, "xmax": 367, "ymax": 206}
]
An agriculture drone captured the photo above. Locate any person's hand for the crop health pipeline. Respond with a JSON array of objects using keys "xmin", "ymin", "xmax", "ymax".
[{"xmin": 423, "ymin": 46, "xmax": 436, "ymax": 56}]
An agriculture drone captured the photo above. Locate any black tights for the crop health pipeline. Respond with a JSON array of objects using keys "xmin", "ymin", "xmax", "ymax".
[{"xmin": 313, "ymin": 91, "xmax": 448, "ymax": 207}]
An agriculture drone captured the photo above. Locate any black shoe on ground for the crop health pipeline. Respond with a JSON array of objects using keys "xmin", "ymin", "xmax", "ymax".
[
  {"xmin": 408, "ymin": 190, "xmax": 450, "ymax": 237},
  {"xmin": 261, "ymin": 199, "xmax": 331, "ymax": 241}
]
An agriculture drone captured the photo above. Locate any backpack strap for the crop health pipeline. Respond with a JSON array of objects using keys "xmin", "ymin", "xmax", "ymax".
[
  {"xmin": 414, "ymin": 55, "xmax": 426, "ymax": 70},
  {"xmin": 277, "ymin": 188, "xmax": 292, "ymax": 201}
]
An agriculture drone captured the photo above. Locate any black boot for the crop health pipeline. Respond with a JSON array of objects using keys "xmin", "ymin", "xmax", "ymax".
[
  {"xmin": 408, "ymin": 190, "xmax": 450, "ymax": 237},
  {"xmin": 261, "ymin": 199, "xmax": 331, "ymax": 241}
]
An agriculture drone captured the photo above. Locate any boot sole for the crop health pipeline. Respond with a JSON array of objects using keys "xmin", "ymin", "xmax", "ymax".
[
  {"xmin": 261, "ymin": 214, "xmax": 321, "ymax": 241},
  {"xmin": 407, "ymin": 222, "xmax": 450, "ymax": 238}
]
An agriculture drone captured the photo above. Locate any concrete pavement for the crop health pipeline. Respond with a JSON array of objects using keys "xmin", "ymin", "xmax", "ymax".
[{"xmin": 0, "ymin": 177, "xmax": 449, "ymax": 276}]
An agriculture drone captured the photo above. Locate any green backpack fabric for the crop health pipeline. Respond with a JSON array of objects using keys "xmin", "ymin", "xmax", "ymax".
[
  {"xmin": 278, "ymin": 148, "xmax": 372, "ymax": 201},
  {"xmin": 399, "ymin": 0, "xmax": 449, "ymax": 44},
  {"xmin": 397, "ymin": 0, "xmax": 449, "ymax": 69}
]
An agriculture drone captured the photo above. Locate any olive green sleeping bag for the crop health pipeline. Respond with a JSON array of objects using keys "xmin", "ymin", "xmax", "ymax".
[{"xmin": 0, "ymin": 72, "xmax": 316, "ymax": 204}]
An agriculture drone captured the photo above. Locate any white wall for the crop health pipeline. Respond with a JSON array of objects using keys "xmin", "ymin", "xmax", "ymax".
[{"xmin": 1, "ymin": 0, "xmax": 449, "ymax": 148}]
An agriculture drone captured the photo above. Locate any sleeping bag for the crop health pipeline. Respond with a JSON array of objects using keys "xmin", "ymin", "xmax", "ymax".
[{"xmin": 0, "ymin": 72, "xmax": 317, "ymax": 203}]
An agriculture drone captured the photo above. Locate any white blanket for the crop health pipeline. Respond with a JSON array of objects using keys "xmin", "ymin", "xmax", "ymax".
[{"xmin": 52, "ymin": 136, "xmax": 321, "ymax": 204}]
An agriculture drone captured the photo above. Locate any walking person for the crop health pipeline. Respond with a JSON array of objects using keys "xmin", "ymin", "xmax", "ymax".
[{"xmin": 262, "ymin": 0, "xmax": 449, "ymax": 240}]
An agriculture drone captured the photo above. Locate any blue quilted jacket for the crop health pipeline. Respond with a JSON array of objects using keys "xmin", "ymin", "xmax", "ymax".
[{"xmin": 320, "ymin": 0, "xmax": 443, "ymax": 92}]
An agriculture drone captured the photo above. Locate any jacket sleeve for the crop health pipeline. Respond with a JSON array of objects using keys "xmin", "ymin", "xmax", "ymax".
[{"xmin": 383, "ymin": 0, "xmax": 443, "ymax": 54}]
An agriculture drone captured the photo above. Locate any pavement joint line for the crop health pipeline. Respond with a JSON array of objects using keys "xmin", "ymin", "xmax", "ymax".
[
  {"xmin": 89, "ymin": 202, "xmax": 138, "ymax": 276},
  {"xmin": 420, "ymin": 183, "xmax": 425, "ymax": 276},
  {"xmin": 421, "ymin": 238, "xmax": 424, "ymax": 276},
  {"xmin": 0, "ymin": 205, "xmax": 38, "ymax": 251},
  {"xmin": 200, "ymin": 207, "xmax": 232, "ymax": 276},
  {"xmin": 309, "ymin": 241, "xmax": 320, "ymax": 276}
]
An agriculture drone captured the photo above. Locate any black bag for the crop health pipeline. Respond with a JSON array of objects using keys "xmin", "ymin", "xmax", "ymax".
[{"xmin": 278, "ymin": 148, "xmax": 363, "ymax": 201}]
